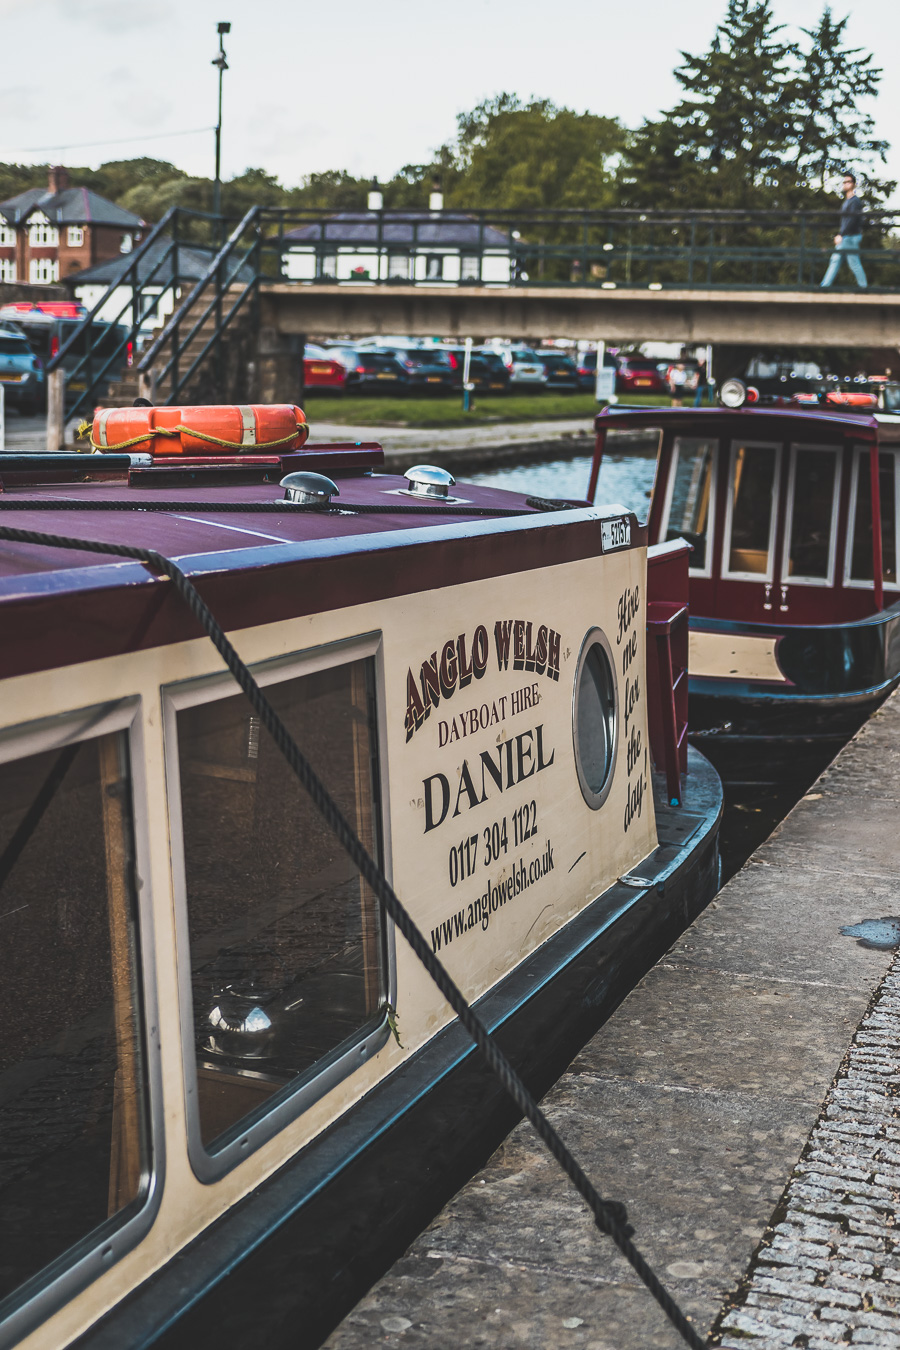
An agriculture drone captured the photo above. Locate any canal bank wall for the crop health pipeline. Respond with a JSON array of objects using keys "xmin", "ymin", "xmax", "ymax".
[{"xmin": 324, "ymin": 689, "xmax": 900, "ymax": 1349}]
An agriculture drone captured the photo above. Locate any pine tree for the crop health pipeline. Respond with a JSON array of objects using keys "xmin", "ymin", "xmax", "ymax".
[
  {"xmin": 623, "ymin": 0, "xmax": 801, "ymax": 208},
  {"xmin": 795, "ymin": 7, "xmax": 892, "ymax": 200}
]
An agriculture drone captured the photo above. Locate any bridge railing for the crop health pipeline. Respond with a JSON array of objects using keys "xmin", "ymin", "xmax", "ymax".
[{"xmin": 255, "ymin": 205, "xmax": 900, "ymax": 291}]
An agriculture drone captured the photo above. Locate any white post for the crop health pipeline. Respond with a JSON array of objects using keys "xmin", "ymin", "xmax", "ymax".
[
  {"xmin": 594, "ymin": 340, "xmax": 605, "ymax": 401},
  {"xmin": 0, "ymin": 383, "xmax": 5, "ymax": 452},
  {"xmin": 462, "ymin": 337, "xmax": 474, "ymax": 411},
  {"xmin": 46, "ymin": 368, "xmax": 66, "ymax": 453}
]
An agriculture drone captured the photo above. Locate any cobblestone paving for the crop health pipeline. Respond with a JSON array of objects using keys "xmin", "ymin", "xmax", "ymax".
[{"xmin": 715, "ymin": 958, "xmax": 900, "ymax": 1348}]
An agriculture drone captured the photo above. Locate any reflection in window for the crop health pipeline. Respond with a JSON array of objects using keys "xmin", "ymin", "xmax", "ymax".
[
  {"xmin": 787, "ymin": 448, "xmax": 838, "ymax": 581},
  {"xmin": 664, "ymin": 438, "xmax": 716, "ymax": 570},
  {"xmin": 850, "ymin": 452, "xmax": 898, "ymax": 585},
  {"xmin": 178, "ymin": 659, "xmax": 385, "ymax": 1152},
  {"xmin": 0, "ymin": 733, "xmax": 147, "ymax": 1305},
  {"xmin": 727, "ymin": 444, "xmax": 778, "ymax": 576}
]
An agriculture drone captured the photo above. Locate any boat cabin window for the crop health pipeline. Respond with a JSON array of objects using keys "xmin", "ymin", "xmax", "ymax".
[
  {"xmin": 723, "ymin": 442, "xmax": 781, "ymax": 581},
  {"xmin": 175, "ymin": 657, "xmax": 386, "ymax": 1158},
  {"xmin": 603, "ymin": 427, "xmax": 662, "ymax": 525},
  {"xmin": 783, "ymin": 445, "xmax": 840, "ymax": 585},
  {"xmin": 0, "ymin": 729, "xmax": 148, "ymax": 1309},
  {"xmin": 660, "ymin": 437, "xmax": 717, "ymax": 574},
  {"xmin": 847, "ymin": 449, "xmax": 898, "ymax": 588}
]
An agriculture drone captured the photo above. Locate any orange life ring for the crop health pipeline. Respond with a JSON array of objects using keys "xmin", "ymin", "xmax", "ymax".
[{"xmin": 91, "ymin": 404, "xmax": 309, "ymax": 457}]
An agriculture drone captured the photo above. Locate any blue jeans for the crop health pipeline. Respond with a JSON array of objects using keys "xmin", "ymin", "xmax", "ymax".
[{"xmin": 820, "ymin": 235, "xmax": 867, "ymax": 288}]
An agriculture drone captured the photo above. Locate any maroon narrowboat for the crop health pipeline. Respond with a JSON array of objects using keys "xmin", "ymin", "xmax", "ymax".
[
  {"xmin": 589, "ymin": 405, "xmax": 900, "ymax": 785},
  {"xmin": 0, "ymin": 409, "xmax": 720, "ymax": 1350}
]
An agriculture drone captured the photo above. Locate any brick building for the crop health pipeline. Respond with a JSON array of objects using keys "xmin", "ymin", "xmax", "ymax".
[{"xmin": 0, "ymin": 166, "xmax": 144, "ymax": 285}]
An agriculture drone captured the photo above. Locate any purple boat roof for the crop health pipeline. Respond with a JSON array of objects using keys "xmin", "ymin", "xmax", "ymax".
[
  {"xmin": 0, "ymin": 446, "xmax": 635, "ymax": 680},
  {"xmin": 0, "ymin": 468, "xmax": 537, "ymax": 583},
  {"xmin": 594, "ymin": 404, "xmax": 879, "ymax": 442}
]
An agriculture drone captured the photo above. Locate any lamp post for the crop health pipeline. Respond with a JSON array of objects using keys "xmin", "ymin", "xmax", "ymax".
[{"xmin": 212, "ymin": 21, "xmax": 231, "ymax": 220}]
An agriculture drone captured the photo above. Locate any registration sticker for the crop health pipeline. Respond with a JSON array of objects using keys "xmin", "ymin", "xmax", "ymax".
[{"xmin": 601, "ymin": 518, "xmax": 631, "ymax": 551}]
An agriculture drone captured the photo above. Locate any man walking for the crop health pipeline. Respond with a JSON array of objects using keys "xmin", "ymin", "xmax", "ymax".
[{"xmin": 820, "ymin": 174, "xmax": 867, "ymax": 289}]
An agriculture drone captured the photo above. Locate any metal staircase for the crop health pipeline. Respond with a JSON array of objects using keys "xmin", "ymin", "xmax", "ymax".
[{"xmin": 47, "ymin": 206, "xmax": 264, "ymax": 426}]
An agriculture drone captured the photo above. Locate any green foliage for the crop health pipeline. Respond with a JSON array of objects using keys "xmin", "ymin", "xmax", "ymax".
[
  {"xmin": 452, "ymin": 95, "xmax": 624, "ymax": 209},
  {"xmin": 795, "ymin": 7, "xmax": 891, "ymax": 197},
  {"xmin": 623, "ymin": 0, "xmax": 892, "ymax": 210}
]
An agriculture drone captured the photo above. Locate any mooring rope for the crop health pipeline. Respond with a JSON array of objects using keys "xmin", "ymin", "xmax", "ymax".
[{"xmin": 0, "ymin": 521, "xmax": 706, "ymax": 1350}]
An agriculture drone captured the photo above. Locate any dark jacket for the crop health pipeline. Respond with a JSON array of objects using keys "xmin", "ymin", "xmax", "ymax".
[{"xmin": 840, "ymin": 194, "xmax": 864, "ymax": 237}]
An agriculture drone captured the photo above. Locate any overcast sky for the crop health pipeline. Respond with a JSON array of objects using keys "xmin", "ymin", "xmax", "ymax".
[{"xmin": 2, "ymin": 0, "xmax": 898, "ymax": 198}]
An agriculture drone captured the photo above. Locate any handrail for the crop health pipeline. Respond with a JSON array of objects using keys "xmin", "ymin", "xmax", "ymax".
[
  {"xmin": 137, "ymin": 206, "xmax": 260, "ymax": 373},
  {"xmin": 48, "ymin": 205, "xmax": 179, "ymax": 375}
]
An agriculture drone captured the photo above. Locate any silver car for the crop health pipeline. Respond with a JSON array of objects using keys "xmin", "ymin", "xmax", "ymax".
[{"xmin": 504, "ymin": 347, "xmax": 548, "ymax": 388}]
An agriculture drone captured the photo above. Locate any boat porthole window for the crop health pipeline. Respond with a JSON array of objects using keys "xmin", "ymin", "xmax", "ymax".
[{"xmin": 572, "ymin": 628, "xmax": 618, "ymax": 809}]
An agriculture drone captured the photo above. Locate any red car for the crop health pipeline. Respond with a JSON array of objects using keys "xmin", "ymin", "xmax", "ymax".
[
  {"xmin": 303, "ymin": 342, "xmax": 346, "ymax": 393},
  {"xmin": 615, "ymin": 357, "xmax": 667, "ymax": 395}
]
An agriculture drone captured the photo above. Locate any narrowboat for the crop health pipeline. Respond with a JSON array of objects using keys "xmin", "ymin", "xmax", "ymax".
[
  {"xmin": 589, "ymin": 403, "xmax": 900, "ymax": 785},
  {"xmin": 0, "ymin": 405, "xmax": 720, "ymax": 1350}
]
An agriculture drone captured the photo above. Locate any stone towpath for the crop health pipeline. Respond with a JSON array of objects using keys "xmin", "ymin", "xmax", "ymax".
[{"xmin": 324, "ymin": 690, "xmax": 900, "ymax": 1349}]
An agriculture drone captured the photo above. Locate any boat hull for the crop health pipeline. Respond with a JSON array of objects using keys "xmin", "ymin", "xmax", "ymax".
[
  {"xmin": 73, "ymin": 750, "xmax": 722, "ymax": 1350},
  {"xmin": 687, "ymin": 604, "xmax": 900, "ymax": 786}
]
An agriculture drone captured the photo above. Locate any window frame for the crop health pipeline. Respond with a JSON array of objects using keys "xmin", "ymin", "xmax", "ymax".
[
  {"xmin": 571, "ymin": 626, "xmax": 619, "ymax": 811},
  {"xmin": 28, "ymin": 257, "xmax": 59, "ymax": 284},
  {"xmin": 843, "ymin": 444, "xmax": 900, "ymax": 592},
  {"xmin": 67, "ymin": 225, "xmax": 84, "ymax": 247},
  {"xmin": 721, "ymin": 439, "xmax": 783, "ymax": 583},
  {"xmin": 163, "ymin": 633, "xmax": 395, "ymax": 1184},
  {"xmin": 0, "ymin": 699, "xmax": 163, "ymax": 1348},
  {"xmin": 658, "ymin": 434, "xmax": 719, "ymax": 579},
  {"xmin": 27, "ymin": 216, "xmax": 58, "ymax": 248},
  {"xmin": 780, "ymin": 442, "xmax": 842, "ymax": 588}
]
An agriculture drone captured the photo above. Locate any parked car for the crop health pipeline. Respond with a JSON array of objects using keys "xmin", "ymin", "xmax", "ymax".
[
  {"xmin": 470, "ymin": 349, "xmax": 511, "ymax": 393},
  {"xmin": 0, "ymin": 328, "xmax": 44, "ymax": 414},
  {"xmin": 500, "ymin": 347, "xmax": 548, "ymax": 389},
  {"xmin": 439, "ymin": 346, "xmax": 512, "ymax": 393},
  {"xmin": 0, "ymin": 309, "xmax": 130, "ymax": 408},
  {"xmin": 537, "ymin": 350, "xmax": 580, "ymax": 391},
  {"xmin": 380, "ymin": 346, "xmax": 456, "ymax": 392},
  {"xmin": 302, "ymin": 342, "xmax": 347, "ymax": 394},
  {"xmin": 326, "ymin": 345, "xmax": 411, "ymax": 394},
  {"xmin": 574, "ymin": 350, "xmax": 618, "ymax": 392},
  {"xmin": 615, "ymin": 356, "xmax": 667, "ymax": 395}
]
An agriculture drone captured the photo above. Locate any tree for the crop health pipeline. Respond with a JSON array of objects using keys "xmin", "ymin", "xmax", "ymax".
[
  {"xmin": 795, "ymin": 7, "xmax": 892, "ymax": 199},
  {"xmin": 450, "ymin": 95, "xmax": 624, "ymax": 209},
  {"xmin": 623, "ymin": 0, "xmax": 801, "ymax": 209}
]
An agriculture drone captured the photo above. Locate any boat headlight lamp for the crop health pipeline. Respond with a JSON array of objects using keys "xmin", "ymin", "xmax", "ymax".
[{"xmin": 719, "ymin": 378, "xmax": 748, "ymax": 408}]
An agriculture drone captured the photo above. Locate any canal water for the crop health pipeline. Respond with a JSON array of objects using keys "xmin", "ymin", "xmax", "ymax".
[
  {"xmin": 466, "ymin": 450, "xmax": 656, "ymax": 508},
  {"xmin": 467, "ymin": 448, "xmax": 823, "ymax": 881}
]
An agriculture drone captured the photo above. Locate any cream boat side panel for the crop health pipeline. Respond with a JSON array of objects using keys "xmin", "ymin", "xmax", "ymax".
[
  {"xmin": 8, "ymin": 548, "xmax": 655, "ymax": 1350},
  {"xmin": 689, "ymin": 629, "xmax": 788, "ymax": 684}
]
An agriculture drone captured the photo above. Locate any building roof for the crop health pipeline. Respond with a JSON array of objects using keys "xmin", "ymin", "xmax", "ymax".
[
  {"xmin": 67, "ymin": 237, "xmax": 254, "ymax": 286},
  {"xmin": 283, "ymin": 211, "xmax": 511, "ymax": 250},
  {"xmin": 0, "ymin": 186, "xmax": 143, "ymax": 229}
]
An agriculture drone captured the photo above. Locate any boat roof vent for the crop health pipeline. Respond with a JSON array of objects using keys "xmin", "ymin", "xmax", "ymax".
[
  {"xmin": 404, "ymin": 464, "xmax": 456, "ymax": 499},
  {"xmin": 280, "ymin": 471, "xmax": 339, "ymax": 504}
]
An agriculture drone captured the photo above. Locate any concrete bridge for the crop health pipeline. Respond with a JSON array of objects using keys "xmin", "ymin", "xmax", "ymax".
[{"xmin": 260, "ymin": 281, "xmax": 900, "ymax": 347}]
